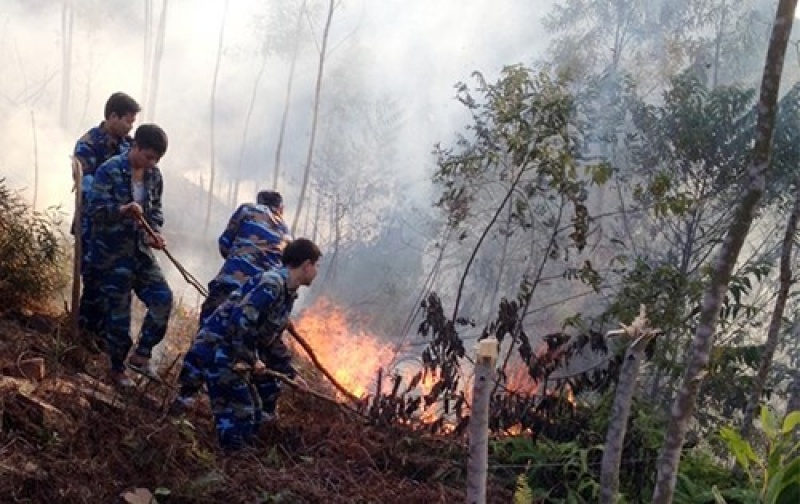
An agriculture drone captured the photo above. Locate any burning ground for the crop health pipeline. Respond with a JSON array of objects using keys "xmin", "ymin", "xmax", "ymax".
[{"xmin": 0, "ymin": 299, "xmax": 516, "ymax": 503}]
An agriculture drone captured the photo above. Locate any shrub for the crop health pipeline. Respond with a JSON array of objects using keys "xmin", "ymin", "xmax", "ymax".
[{"xmin": 0, "ymin": 178, "xmax": 68, "ymax": 313}]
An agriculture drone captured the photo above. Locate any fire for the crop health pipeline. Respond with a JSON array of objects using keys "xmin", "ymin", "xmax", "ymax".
[{"xmin": 293, "ymin": 297, "xmax": 395, "ymax": 399}]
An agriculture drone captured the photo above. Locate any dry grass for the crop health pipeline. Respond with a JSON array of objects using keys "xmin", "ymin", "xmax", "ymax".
[{"xmin": 0, "ymin": 305, "xmax": 514, "ymax": 504}]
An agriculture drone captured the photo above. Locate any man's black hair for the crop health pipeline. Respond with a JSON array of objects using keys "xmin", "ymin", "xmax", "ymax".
[
  {"xmin": 257, "ymin": 190, "xmax": 283, "ymax": 209},
  {"xmin": 104, "ymin": 92, "xmax": 141, "ymax": 119},
  {"xmin": 134, "ymin": 124, "xmax": 168, "ymax": 156},
  {"xmin": 282, "ymin": 238, "xmax": 322, "ymax": 268}
]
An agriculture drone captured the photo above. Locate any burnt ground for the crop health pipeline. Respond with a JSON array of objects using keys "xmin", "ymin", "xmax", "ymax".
[{"xmin": 0, "ymin": 308, "xmax": 515, "ymax": 504}]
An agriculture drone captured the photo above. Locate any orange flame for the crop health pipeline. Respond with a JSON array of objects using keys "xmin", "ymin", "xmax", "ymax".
[{"xmin": 293, "ymin": 297, "xmax": 395, "ymax": 398}]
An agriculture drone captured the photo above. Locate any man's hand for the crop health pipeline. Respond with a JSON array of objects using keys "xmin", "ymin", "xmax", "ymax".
[
  {"xmin": 145, "ymin": 232, "xmax": 167, "ymax": 250},
  {"xmin": 120, "ymin": 202, "xmax": 144, "ymax": 219},
  {"xmin": 292, "ymin": 374, "xmax": 309, "ymax": 390},
  {"xmin": 252, "ymin": 359, "xmax": 267, "ymax": 375}
]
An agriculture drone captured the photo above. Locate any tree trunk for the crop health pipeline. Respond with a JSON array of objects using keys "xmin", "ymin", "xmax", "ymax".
[
  {"xmin": 651, "ymin": 2, "xmax": 797, "ymax": 502},
  {"xmin": 60, "ymin": 0, "xmax": 73, "ymax": 129},
  {"xmin": 320, "ymin": 193, "xmax": 341, "ymax": 288},
  {"xmin": 70, "ymin": 158, "xmax": 82, "ymax": 335},
  {"xmin": 466, "ymin": 338, "xmax": 498, "ymax": 504},
  {"xmin": 30, "ymin": 111, "xmax": 39, "ymax": 211},
  {"xmin": 740, "ymin": 177, "xmax": 800, "ymax": 438},
  {"xmin": 272, "ymin": 0, "xmax": 307, "ymax": 192},
  {"xmin": 203, "ymin": 0, "xmax": 229, "ymax": 237},
  {"xmin": 233, "ymin": 39, "xmax": 268, "ymax": 206},
  {"xmin": 146, "ymin": 0, "xmax": 169, "ymax": 121},
  {"xmin": 290, "ymin": 0, "xmax": 335, "ymax": 233},
  {"xmin": 785, "ymin": 318, "xmax": 800, "ymax": 417},
  {"xmin": 451, "ymin": 169, "xmax": 524, "ymax": 323},
  {"xmin": 600, "ymin": 310, "xmax": 656, "ymax": 504},
  {"xmin": 311, "ymin": 188, "xmax": 321, "ymax": 242},
  {"xmin": 141, "ymin": 0, "xmax": 153, "ymax": 104}
]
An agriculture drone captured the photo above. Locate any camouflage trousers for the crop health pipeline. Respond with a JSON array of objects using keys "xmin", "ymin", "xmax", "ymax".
[
  {"xmin": 200, "ymin": 347, "xmax": 282, "ymax": 450},
  {"xmin": 76, "ymin": 194, "xmax": 104, "ymax": 336},
  {"xmin": 99, "ymin": 249, "xmax": 173, "ymax": 372}
]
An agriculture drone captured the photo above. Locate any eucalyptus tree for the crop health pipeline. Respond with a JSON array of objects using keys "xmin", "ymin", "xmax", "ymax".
[
  {"xmin": 606, "ymin": 72, "xmax": 759, "ymax": 406},
  {"xmin": 309, "ymin": 49, "xmax": 403, "ymax": 280},
  {"xmin": 544, "ymin": 0, "xmax": 768, "ymax": 90},
  {"xmin": 247, "ymin": 0, "xmax": 314, "ymax": 195},
  {"xmin": 202, "ymin": 0, "xmax": 229, "ymax": 238},
  {"xmin": 291, "ymin": 0, "xmax": 337, "ymax": 234},
  {"xmin": 431, "ymin": 65, "xmax": 611, "ymax": 392},
  {"xmin": 144, "ymin": 0, "xmax": 168, "ymax": 121},
  {"xmin": 652, "ymin": 1, "xmax": 797, "ymax": 500},
  {"xmin": 60, "ymin": 0, "xmax": 74, "ymax": 128},
  {"xmin": 739, "ymin": 82, "xmax": 800, "ymax": 439}
]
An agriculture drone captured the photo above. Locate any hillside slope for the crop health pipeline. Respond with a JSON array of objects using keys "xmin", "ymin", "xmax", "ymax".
[{"xmin": 0, "ymin": 309, "xmax": 514, "ymax": 503}]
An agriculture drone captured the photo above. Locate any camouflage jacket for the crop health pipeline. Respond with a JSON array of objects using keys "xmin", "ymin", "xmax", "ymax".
[
  {"xmin": 196, "ymin": 268, "xmax": 297, "ymax": 377},
  {"xmin": 213, "ymin": 203, "xmax": 292, "ymax": 287},
  {"xmin": 86, "ymin": 153, "xmax": 165, "ymax": 258},
  {"xmin": 74, "ymin": 122, "xmax": 131, "ymax": 190}
]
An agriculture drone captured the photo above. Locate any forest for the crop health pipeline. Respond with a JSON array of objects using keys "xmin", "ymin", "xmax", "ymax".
[{"xmin": 1, "ymin": 0, "xmax": 800, "ymax": 502}]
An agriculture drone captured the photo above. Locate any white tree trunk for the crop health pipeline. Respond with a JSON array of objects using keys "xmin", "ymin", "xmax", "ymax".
[
  {"xmin": 203, "ymin": 0, "xmax": 229, "ymax": 237},
  {"xmin": 291, "ymin": 0, "xmax": 335, "ymax": 234},
  {"xmin": 70, "ymin": 157, "xmax": 82, "ymax": 335},
  {"xmin": 740, "ymin": 178, "xmax": 800, "ymax": 438},
  {"xmin": 466, "ymin": 338, "xmax": 498, "ymax": 504},
  {"xmin": 146, "ymin": 0, "xmax": 169, "ymax": 121},
  {"xmin": 272, "ymin": 0, "xmax": 307, "ymax": 192},
  {"xmin": 652, "ymin": 1, "xmax": 797, "ymax": 501},
  {"xmin": 60, "ymin": 0, "xmax": 73, "ymax": 129},
  {"xmin": 599, "ymin": 341, "xmax": 646, "ymax": 502}
]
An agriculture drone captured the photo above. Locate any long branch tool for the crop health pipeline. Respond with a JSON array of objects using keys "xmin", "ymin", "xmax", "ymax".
[
  {"xmin": 232, "ymin": 363, "xmax": 365, "ymax": 419},
  {"xmin": 135, "ymin": 215, "xmax": 360, "ymax": 407},
  {"xmin": 135, "ymin": 215, "xmax": 207, "ymax": 297}
]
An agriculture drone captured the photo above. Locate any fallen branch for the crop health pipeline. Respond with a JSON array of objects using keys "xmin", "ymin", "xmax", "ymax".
[{"xmin": 261, "ymin": 368, "xmax": 366, "ymax": 419}]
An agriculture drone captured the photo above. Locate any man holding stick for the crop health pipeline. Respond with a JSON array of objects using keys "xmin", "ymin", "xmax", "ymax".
[{"xmin": 183, "ymin": 238, "xmax": 320, "ymax": 451}]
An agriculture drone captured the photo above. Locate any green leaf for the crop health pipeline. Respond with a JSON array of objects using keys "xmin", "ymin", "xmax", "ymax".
[
  {"xmin": 761, "ymin": 406, "xmax": 779, "ymax": 441},
  {"xmin": 780, "ymin": 411, "xmax": 800, "ymax": 435},
  {"xmin": 765, "ymin": 456, "xmax": 800, "ymax": 504},
  {"xmin": 711, "ymin": 485, "xmax": 728, "ymax": 504}
]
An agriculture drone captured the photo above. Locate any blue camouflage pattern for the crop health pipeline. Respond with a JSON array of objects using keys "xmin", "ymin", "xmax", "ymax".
[
  {"xmin": 87, "ymin": 153, "xmax": 172, "ymax": 372},
  {"xmin": 199, "ymin": 203, "xmax": 292, "ymax": 322},
  {"xmin": 184, "ymin": 268, "xmax": 297, "ymax": 449},
  {"xmin": 73, "ymin": 123, "xmax": 132, "ymax": 336}
]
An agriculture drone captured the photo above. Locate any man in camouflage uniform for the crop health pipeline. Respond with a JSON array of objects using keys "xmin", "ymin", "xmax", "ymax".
[
  {"xmin": 184, "ymin": 238, "xmax": 320, "ymax": 450},
  {"xmin": 200, "ymin": 190, "xmax": 292, "ymax": 322},
  {"xmin": 73, "ymin": 92, "xmax": 141, "ymax": 345},
  {"xmin": 87, "ymin": 124, "xmax": 173, "ymax": 388},
  {"xmin": 172, "ymin": 190, "xmax": 291, "ymax": 409}
]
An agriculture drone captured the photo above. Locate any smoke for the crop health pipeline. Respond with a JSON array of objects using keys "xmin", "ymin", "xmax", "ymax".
[{"xmin": 0, "ymin": 0, "xmax": 554, "ymax": 332}]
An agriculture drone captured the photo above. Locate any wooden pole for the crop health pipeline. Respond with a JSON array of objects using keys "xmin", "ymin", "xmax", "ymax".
[
  {"xmin": 70, "ymin": 157, "xmax": 82, "ymax": 337},
  {"xmin": 466, "ymin": 337, "xmax": 498, "ymax": 504}
]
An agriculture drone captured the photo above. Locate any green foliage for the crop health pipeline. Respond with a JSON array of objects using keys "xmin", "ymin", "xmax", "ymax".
[
  {"xmin": 491, "ymin": 394, "xmax": 665, "ymax": 502},
  {"xmin": 0, "ymin": 179, "xmax": 68, "ymax": 313},
  {"xmin": 717, "ymin": 407, "xmax": 800, "ymax": 504},
  {"xmin": 433, "ymin": 65, "xmax": 607, "ymax": 252},
  {"xmin": 493, "ymin": 436, "xmax": 602, "ymax": 502},
  {"xmin": 675, "ymin": 449, "xmax": 757, "ymax": 504},
  {"xmin": 513, "ymin": 471, "xmax": 534, "ymax": 504}
]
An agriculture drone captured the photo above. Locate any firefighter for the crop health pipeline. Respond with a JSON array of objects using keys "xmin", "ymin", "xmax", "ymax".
[
  {"xmin": 86, "ymin": 124, "xmax": 173, "ymax": 388},
  {"xmin": 73, "ymin": 92, "xmax": 141, "ymax": 348},
  {"xmin": 182, "ymin": 238, "xmax": 320, "ymax": 450},
  {"xmin": 172, "ymin": 190, "xmax": 292, "ymax": 410}
]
